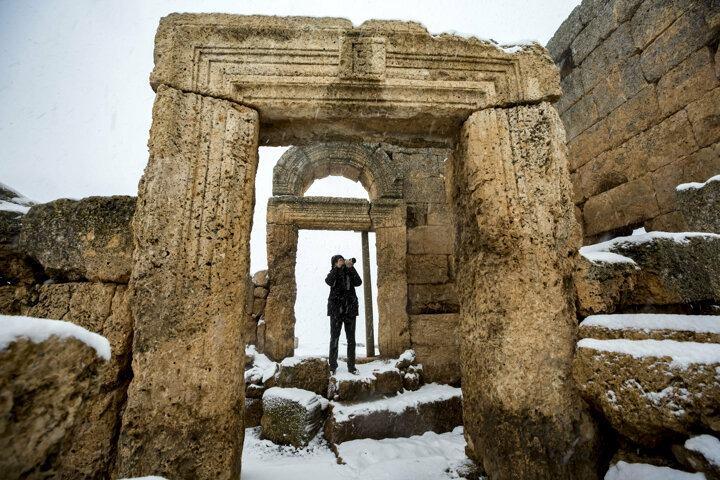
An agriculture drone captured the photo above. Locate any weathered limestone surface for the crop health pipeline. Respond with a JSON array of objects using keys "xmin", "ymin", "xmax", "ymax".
[
  {"xmin": 263, "ymin": 223, "xmax": 298, "ymax": 361},
  {"xmin": 116, "ymin": 85, "xmax": 258, "ymax": 480},
  {"xmin": 451, "ymin": 104, "xmax": 600, "ymax": 479},
  {"xmin": 276, "ymin": 357, "xmax": 330, "ymax": 396},
  {"xmin": 0, "ymin": 337, "xmax": 107, "ymax": 480},
  {"xmin": 548, "ymin": 0, "xmax": 720, "ymax": 239},
  {"xmin": 18, "ymin": 196, "xmax": 135, "ymax": 282},
  {"xmin": 152, "ymin": 14, "xmax": 561, "ymax": 147},
  {"xmin": 574, "ymin": 342, "xmax": 720, "ymax": 446},
  {"xmin": 409, "ymin": 313, "xmax": 460, "ymax": 384},
  {"xmin": 24, "ymin": 282, "xmax": 134, "ymax": 479},
  {"xmin": 575, "ymin": 234, "xmax": 720, "ymax": 316},
  {"xmin": 0, "ymin": 186, "xmax": 41, "ymax": 302},
  {"xmin": 677, "ymin": 177, "xmax": 720, "ymax": 234},
  {"xmin": 261, "ymin": 387, "xmax": 327, "ymax": 448}
]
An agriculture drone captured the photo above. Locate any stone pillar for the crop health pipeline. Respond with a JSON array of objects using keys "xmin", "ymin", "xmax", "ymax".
[
  {"xmin": 450, "ymin": 103, "xmax": 600, "ymax": 480},
  {"xmin": 361, "ymin": 230, "xmax": 375, "ymax": 357},
  {"xmin": 263, "ymin": 221, "xmax": 298, "ymax": 360},
  {"xmin": 116, "ymin": 85, "xmax": 259, "ymax": 480},
  {"xmin": 372, "ymin": 200, "xmax": 410, "ymax": 357}
]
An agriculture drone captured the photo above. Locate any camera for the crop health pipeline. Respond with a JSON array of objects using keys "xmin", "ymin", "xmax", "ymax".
[{"xmin": 349, "ymin": 257, "xmax": 356, "ymax": 263}]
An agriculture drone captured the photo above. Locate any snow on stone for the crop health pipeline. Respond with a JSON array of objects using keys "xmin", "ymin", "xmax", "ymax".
[
  {"xmin": 686, "ymin": 434, "xmax": 720, "ymax": 467},
  {"xmin": 676, "ymin": 174, "xmax": 720, "ymax": 191},
  {"xmin": 331, "ymin": 383, "xmax": 462, "ymax": 422},
  {"xmin": 582, "ymin": 314, "xmax": 720, "ymax": 334},
  {"xmin": 604, "ymin": 461, "xmax": 706, "ymax": 479},
  {"xmin": 397, "ymin": 349, "xmax": 415, "ymax": 364},
  {"xmin": 332, "ymin": 357, "xmax": 400, "ymax": 384},
  {"xmin": 242, "ymin": 425, "xmax": 472, "ymax": 480},
  {"xmin": 580, "ymin": 231, "xmax": 720, "ymax": 265},
  {"xmin": 263, "ymin": 386, "xmax": 329, "ymax": 411},
  {"xmin": 0, "ymin": 200, "xmax": 30, "ymax": 214},
  {"xmin": 578, "ymin": 338, "xmax": 720, "ymax": 369},
  {"xmin": 119, "ymin": 477, "xmax": 168, "ymax": 480},
  {"xmin": 245, "ymin": 345, "xmax": 278, "ymax": 384},
  {"xmin": 0, "ymin": 315, "xmax": 111, "ymax": 360},
  {"xmin": 336, "ymin": 427, "xmax": 468, "ymax": 477}
]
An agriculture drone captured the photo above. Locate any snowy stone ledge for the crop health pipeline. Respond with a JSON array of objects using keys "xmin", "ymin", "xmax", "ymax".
[
  {"xmin": 605, "ymin": 461, "xmax": 706, "ymax": 479},
  {"xmin": 245, "ymin": 345, "xmax": 278, "ymax": 385},
  {"xmin": 676, "ymin": 174, "xmax": 720, "ymax": 191},
  {"xmin": 0, "ymin": 315, "xmax": 111, "ymax": 360},
  {"xmin": 579, "ymin": 230, "xmax": 720, "ymax": 265},
  {"xmin": 582, "ymin": 314, "xmax": 720, "ymax": 334},
  {"xmin": 577, "ymin": 338, "xmax": 720, "ymax": 369},
  {"xmin": 685, "ymin": 435, "xmax": 720, "ymax": 468}
]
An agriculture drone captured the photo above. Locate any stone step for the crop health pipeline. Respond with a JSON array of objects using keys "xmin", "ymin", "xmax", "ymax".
[
  {"xmin": 579, "ymin": 313, "xmax": 720, "ymax": 343},
  {"xmin": 328, "ymin": 351, "xmax": 422, "ymax": 402},
  {"xmin": 324, "ymin": 383, "xmax": 463, "ymax": 444}
]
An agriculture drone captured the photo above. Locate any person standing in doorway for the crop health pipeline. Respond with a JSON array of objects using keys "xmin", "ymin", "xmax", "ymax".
[{"xmin": 325, "ymin": 254, "xmax": 362, "ymax": 375}]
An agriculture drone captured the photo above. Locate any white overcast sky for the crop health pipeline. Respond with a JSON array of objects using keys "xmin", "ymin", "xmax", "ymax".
[{"xmin": 0, "ymin": 0, "xmax": 578, "ymax": 354}]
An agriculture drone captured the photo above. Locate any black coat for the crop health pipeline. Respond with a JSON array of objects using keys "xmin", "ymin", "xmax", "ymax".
[{"xmin": 325, "ymin": 265, "xmax": 362, "ymax": 317}]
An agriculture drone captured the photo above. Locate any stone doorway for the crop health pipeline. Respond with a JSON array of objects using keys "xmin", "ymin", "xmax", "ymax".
[{"xmin": 117, "ymin": 14, "xmax": 599, "ymax": 480}]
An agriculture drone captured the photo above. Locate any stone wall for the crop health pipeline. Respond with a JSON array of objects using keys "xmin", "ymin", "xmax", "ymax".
[{"xmin": 547, "ymin": 0, "xmax": 720, "ymax": 241}]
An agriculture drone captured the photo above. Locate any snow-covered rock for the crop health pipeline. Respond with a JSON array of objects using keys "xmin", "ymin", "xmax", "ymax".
[
  {"xmin": 261, "ymin": 387, "xmax": 328, "ymax": 448},
  {"xmin": 673, "ymin": 434, "xmax": 720, "ymax": 480},
  {"xmin": 677, "ymin": 174, "xmax": 720, "ymax": 234},
  {"xmin": 574, "ymin": 337, "xmax": 720, "ymax": 446},
  {"xmin": 579, "ymin": 314, "xmax": 720, "ymax": 343},
  {"xmin": 324, "ymin": 383, "xmax": 463, "ymax": 444},
  {"xmin": 575, "ymin": 231, "xmax": 720, "ymax": 316},
  {"xmin": 276, "ymin": 356, "xmax": 329, "ymax": 396}
]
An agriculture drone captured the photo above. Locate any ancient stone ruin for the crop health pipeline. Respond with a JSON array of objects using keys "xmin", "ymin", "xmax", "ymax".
[{"xmin": 1, "ymin": 1, "xmax": 719, "ymax": 479}]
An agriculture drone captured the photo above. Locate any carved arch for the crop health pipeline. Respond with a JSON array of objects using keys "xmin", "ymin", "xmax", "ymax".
[{"xmin": 272, "ymin": 143, "xmax": 403, "ymax": 200}]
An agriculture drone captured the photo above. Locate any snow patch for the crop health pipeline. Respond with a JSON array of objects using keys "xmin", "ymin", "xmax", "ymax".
[
  {"xmin": 685, "ymin": 434, "xmax": 720, "ymax": 467},
  {"xmin": 605, "ymin": 461, "xmax": 706, "ymax": 479},
  {"xmin": 582, "ymin": 314, "xmax": 720, "ymax": 334},
  {"xmin": 332, "ymin": 357, "xmax": 400, "ymax": 384},
  {"xmin": 245, "ymin": 345, "xmax": 278, "ymax": 384},
  {"xmin": 331, "ymin": 383, "xmax": 462, "ymax": 423},
  {"xmin": 0, "ymin": 315, "xmax": 111, "ymax": 360},
  {"xmin": 578, "ymin": 338, "xmax": 720, "ymax": 369},
  {"xmin": 676, "ymin": 174, "xmax": 720, "ymax": 191},
  {"xmin": 0, "ymin": 200, "xmax": 30, "ymax": 214}
]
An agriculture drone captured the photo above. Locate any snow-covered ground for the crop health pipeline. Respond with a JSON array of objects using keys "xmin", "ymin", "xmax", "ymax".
[{"xmin": 241, "ymin": 426, "xmax": 475, "ymax": 480}]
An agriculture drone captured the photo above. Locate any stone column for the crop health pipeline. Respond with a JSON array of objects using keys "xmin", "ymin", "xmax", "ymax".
[
  {"xmin": 361, "ymin": 230, "xmax": 375, "ymax": 356},
  {"xmin": 371, "ymin": 200, "xmax": 410, "ymax": 357},
  {"xmin": 450, "ymin": 103, "xmax": 600, "ymax": 480},
  {"xmin": 263, "ymin": 221, "xmax": 298, "ymax": 360},
  {"xmin": 116, "ymin": 85, "xmax": 259, "ymax": 480}
]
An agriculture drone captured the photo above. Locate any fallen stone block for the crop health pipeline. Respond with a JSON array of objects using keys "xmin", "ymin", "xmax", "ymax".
[
  {"xmin": 576, "ymin": 231, "xmax": 720, "ymax": 315},
  {"xmin": 673, "ymin": 434, "xmax": 720, "ymax": 480},
  {"xmin": 245, "ymin": 397, "xmax": 263, "ymax": 428},
  {"xmin": 260, "ymin": 387, "xmax": 328, "ymax": 448},
  {"xmin": 276, "ymin": 356, "xmax": 329, "ymax": 396},
  {"xmin": 324, "ymin": 383, "xmax": 463, "ymax": 444},
  {"xmin": 677, "ymin": 175, "xmax": 720, "ymax": 234},
  {"xmin": 574, "ymin": 337, "xmax": 720, "ymax": 446},
  {"xmin": 579, "ymin": 314, "xmax": 720, "ymax": 343}
]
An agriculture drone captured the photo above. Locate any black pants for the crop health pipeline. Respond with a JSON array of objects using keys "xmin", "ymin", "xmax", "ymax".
[{"xmin": 329, "ymin": 314, "xmax": 356, "ymax": 371}]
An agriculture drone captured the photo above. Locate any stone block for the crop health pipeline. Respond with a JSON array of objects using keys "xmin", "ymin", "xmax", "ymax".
[
  {"xmin": 261, "ymin": 387, "xmax": 327, "ymax": 448},
  {"xmin": 252, "ymin": 270, "xmax": 269, "ymax": 287},
  {"xmin": 276, "ymin": 356, "xmax": 329, "ymax": 396},
  {"xmin": 673, "ymin": 435, "xmax": 720, "ymax": 480},
  {"xmin": 327, "ymin": 359, "xmax": 405, "ymax": 402},
  {"xmin": 583, "ymin": 176, "xmax": 660, "ymax": 236},
  {"xmin": 686, "ymin": 86, "xmax": 720, "ymax": 148},
  {"xmin": 657, "ymin": 47, "xmax": 718, "ymax": 117},
  {"xmin": 324, "ymin": 384, "xmax": 463, "ymax": 444},
  {"xmin": 579, "ymin": 313, "xmax": 720, "ymax": 343},
  {"xmin": 651, "ymin": 144, "xmax": 720, "ymax": 213},
  {"xmin": 426, "ymin": 202, "xmax": 453, "ymax": 226},
  {"xmin": 580, "ymin": 22, "xmax": 636, "ymax": 93},
  {"xmin": 403, "ymin": 174, "xmax": 446, "ymax": 203},
  {"xmin": 630, "ymin": 0, "xmax": 683, "ymax": 50},
  {"xmin": 244, "ymin": 398, "xmax": 263, "ymax": 428},
  {"xmin": 640, "ymin": 6, "xmax": 711, "ymax": 82},
  {"xmin": 568, "ymin": 116, "xmax": 612, "ymax": 171},
  {"xmin": 644, "ymin": 211, "xmax": 688, "ymax": 232},
  {"xmin": 546, "ymin": 5, "xmax": 583, "ymax": 61},
  {"xmin": 253, "ymin": 286, "xmax": 268, "ymax": 299},
  {"xmin": 563, "ymin": 94, "xmax": 599, "ymax": 140},
  {"xmin": 0, "ymin": 334, "xmax": 111, "ymax": 478},
  {"xmin": 574, "ymin": 256, "xmax": 638, "ymax": 317},
  {"xmin": 18, "ymin": 196, "xmax": 135, "ymax": 283},
  {"xmin": 409, "ymin": 314, "xmax": 460, "ymax": 384},
  {"xmin": 556, "ymin": 68, "xmax": 586, "ymax": 114},
  {"xmin": 571, "ymin": 0, "xmax": 618, "ymax": 64},
  {"xmin": 407, "ymin": 225, "xmax": 453, "ymax": 255},
  {"xmin": 406, "ymin": 254, "xmax": 449, "ymax": 284},
  {"xmin": 677, "ymin": 175, "xmax": 720, "ymax": 233},
  {"xmin": 407, "ymin": 283, "xmax": 459, "ymax": 314},
  {"xmin": 604, "ymin": 85, "xmax": 659, "ymax": 149},
  {"xmin": 574, "ymin": 338, "xmax": 720, "ymax": 446}
]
